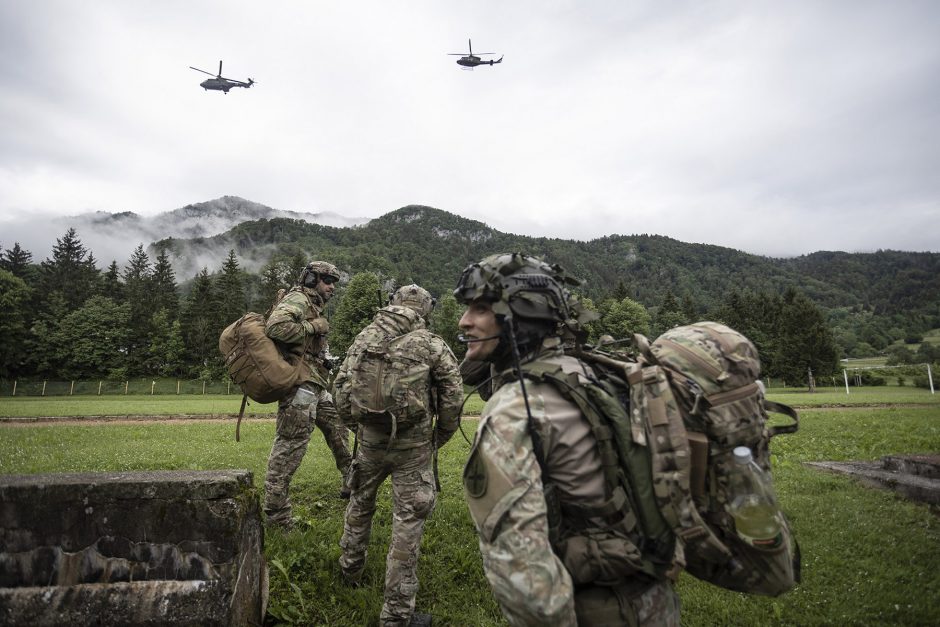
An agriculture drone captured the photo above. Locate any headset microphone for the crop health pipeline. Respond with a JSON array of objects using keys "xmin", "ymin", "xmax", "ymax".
[{"xmin": 458, "ymin": 333, "xmax": 501, "ymax": 343}]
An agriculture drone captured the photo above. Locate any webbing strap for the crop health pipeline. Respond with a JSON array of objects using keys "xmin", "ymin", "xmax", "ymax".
[{"xmin": 764, "ymin": 399, "xmax": 800, "ymax": 436}]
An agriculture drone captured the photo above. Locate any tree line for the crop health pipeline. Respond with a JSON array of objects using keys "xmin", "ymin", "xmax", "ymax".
[{"xmin": 1, "ymin": 228, "xmax": 851, "ymax": 386}]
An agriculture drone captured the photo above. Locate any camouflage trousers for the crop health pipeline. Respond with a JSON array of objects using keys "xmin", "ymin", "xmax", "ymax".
[
  {"xmin": 263, "ymin": 383, "xmax": 352, "ymax": 525},
  {"xmin": 339, "ymin": 444, "xmax": 437, "ymax": 626},
  {"xmin": 574, "ymin": 578, "xmax": 680, "ymax": 626}
]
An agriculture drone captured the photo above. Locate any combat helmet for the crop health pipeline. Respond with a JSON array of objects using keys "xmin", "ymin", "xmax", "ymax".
[
  {"xmin": 299, "ymin": 261, "xmax": 341, "ymax": 289},
  {"xmin": 390, "ymin": 284, "xmax": 436, "ymax": 319},
  {"xmin": 454, "ymin": 252, "xmax": 594, "ymax": 355}
]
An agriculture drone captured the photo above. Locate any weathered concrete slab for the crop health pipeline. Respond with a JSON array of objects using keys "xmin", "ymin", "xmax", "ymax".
[
  {"xmin": 0, "ymin": 470, "xmax": 267, "ymax": 626},
  {"xmin": 807, "ymin": 455, "xmax": 940, "ymax": 506}
]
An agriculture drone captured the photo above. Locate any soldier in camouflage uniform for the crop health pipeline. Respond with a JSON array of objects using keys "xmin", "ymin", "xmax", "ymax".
[
  {"xmin": 334, "ymin": 285, "xmax": 463, "ymax": 627},
  {"xmin": 454, "ymin": 253, "xmax": 682, "ymax": 626},
  {"xmin": 263, "ymin": 260, "xmax": 352, "ymax": 529}
]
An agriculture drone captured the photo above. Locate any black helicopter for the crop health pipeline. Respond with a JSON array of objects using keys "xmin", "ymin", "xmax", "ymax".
[
  {"xmin": 189, "ymin": 60, "xmax": 255, "ymax": 93},
  {"xmin": 448, "ymin": 39, "xmax": 502, "ymax": 68}
]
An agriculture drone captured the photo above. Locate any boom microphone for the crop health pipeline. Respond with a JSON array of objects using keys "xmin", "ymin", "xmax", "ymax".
[{"xmin": 458, "ymin": 334, "xmax": 501, "ymax": 343}]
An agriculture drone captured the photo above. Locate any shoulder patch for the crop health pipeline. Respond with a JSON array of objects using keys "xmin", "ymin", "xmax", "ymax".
[{"xmin": 463, "ymin": 448, "xmax": 488, "ymax": 498}]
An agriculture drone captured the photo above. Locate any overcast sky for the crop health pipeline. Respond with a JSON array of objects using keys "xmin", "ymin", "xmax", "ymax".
[{"xmin": 1, "ymin": 0, "xmax": 938, "ymax": 258}]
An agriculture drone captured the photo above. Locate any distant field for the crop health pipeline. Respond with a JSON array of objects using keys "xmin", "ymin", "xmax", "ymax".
[{"xmin": 1, "ymin": 386, "xmax": 935, "ymax": 420}]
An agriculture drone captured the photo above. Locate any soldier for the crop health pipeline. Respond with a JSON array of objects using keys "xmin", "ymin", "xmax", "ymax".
[
  {"xmin": 263, "ymin": 260, "xmax": 352, "ymax": 530},
  {"xmin": 454, "ymin": 253, "xmax": 682, "ymax": 626},
  {"xmin": 334, "ymin": 284, "xmax": 463, "ymax": 627}
]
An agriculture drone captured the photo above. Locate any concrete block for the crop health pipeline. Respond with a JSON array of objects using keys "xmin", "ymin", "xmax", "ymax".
[{"xmin": 0, "ymin": 470, "xmax": 267, "ymax": 626}]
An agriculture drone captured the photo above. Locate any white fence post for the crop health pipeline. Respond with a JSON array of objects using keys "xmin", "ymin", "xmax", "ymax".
[
  {"xmin": 929, "ymin": 364, "xmax": 935, "ymax": 394},
  {"xmin": 177, "ymin": 380, "xmax": 180, "ymax": 395},
  {"xmin": 70, "ymin": 381, "xmax": 74, "ymax": 396},
  {"xmin": 202, "ymin": 380, "xmax": 206, "ymax": 395},
  {"xmin": 843, "ymin": 369, "xmax": 850, "ymax": 395},
  {"xmin": 41, "ymin": 381, "xmax": 47, "ymax": 397},
  {"xmin": 151, "ymin": 380, "xmax": 155, "ymax": 395},
  {"xmin": 12, "ymin": 380, "xmax": 16, "ymax": 397},
  {"xmin": 98, "ymin": 381, "xmax": 102, "ymax": 396},
  {"xmin": 125, "ymin": 381, "xmax": 129, "ymax": 395}
]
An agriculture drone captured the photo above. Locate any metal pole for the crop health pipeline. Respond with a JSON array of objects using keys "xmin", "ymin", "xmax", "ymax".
[
  {"xmin": 929, "ymin": 364, "xmax": 935, "ymax": 394},
  {"xmin": 98, "ymin": 381, "xmax": 102, "ymax": 396},
  {"xmin": 843, "ymin": 369, "xmax": 850, "ymax": 395},
  {"xmin": 125, "ymin": 381, "xmax": 129, "ymax": 395},
  {"xmin": 151, "ymin": 380, "xmax": 155, "ymax": 395},
  {"xmin": 177, "ymin": 380, "xmax": 180, "ymax": 395},
  {"xmin": 42, "ymin": 381, "xmax": 47, "ymax": 396},
  {"xmin": 202, "ymin": 380, "xmax": 206, "ymax": 395},
  {"xmin": 70, "ymin": 381, "xmax": 74, "ymax": 396},
  {"xmin": 12, "ymin": 380, "xmax": 17, "ymax": 397}
]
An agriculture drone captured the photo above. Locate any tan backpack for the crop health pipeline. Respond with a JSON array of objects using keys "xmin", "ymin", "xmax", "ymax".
[{"xmin": 218, "ymin": 312, "xmax": 307, "ymax": 404}]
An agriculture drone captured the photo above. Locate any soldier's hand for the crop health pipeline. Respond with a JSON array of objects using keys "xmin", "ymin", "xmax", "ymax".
[{"xmin": 303, "ymin": 318, "xmax": 330, "ymax": 336}]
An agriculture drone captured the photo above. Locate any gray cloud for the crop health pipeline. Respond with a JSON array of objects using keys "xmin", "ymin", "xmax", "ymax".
[{"xmin": 1, "ymin": 0, "xmax": 938, "ymax": 258}]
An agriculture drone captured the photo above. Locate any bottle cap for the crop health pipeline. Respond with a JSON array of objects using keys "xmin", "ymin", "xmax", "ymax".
[{"xmin": 732, "ymin": 446, "xmax": 753, "ymax": 465}]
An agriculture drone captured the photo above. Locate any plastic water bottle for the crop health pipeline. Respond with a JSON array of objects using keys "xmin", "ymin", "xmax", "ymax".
[{"xmin": 727, "ymin": 446, "xmax": 783, "ymax": 549}]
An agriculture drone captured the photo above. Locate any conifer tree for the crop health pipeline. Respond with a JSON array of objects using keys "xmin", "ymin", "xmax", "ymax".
[
  {"xmin": 151, "ymin": 249, "xmax": 179, "ymax": 320},
  {"xmin": 430, "ymin": 293, "xmax": 465, "ymax": 360},
  {"xmin": 329, "ymin": 272, "xmax": 382, "ymax": 357},
  {"xmin": 180, "ymin": 268, "xmax": 219, "ymax": 373},
  {"xmin": 122, "ymin": 244, "xmax": 153, "ymax": 374},
  {"xmin": 38, "ymin": 228, "xmax": 99, "ymax": 314},
  {"xmin": 0, "ymin": 242, "xmax": 34, "ymax": 280},
  {"xmin": 214, "ymin": 250, "xmax": 248, "ymax": 329}
]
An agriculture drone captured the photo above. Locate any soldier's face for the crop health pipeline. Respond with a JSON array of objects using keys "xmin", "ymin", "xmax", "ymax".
[
  {"xmin": 316, "ymin": 277, "xmax": 336, "ymax": 302},
  {"xmin": 459, "ymin": 299, "xmax": 502, "ymax": 361}
]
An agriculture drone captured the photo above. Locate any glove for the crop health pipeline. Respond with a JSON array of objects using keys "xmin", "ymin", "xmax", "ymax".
[{"xmin": 302, "ymin": 318, "xmax": 330, "ymax": 336}]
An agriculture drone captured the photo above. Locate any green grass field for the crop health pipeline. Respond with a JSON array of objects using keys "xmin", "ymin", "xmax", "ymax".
[{"xmin": 0, "ymin": 393, "xmax": 938, "ymax": 625}]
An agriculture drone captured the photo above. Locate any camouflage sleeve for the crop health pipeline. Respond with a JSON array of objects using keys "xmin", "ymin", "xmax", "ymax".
[
  {"xmin": 462, "ymin": 383, "xmax": 576, "ymax": 625},
  {"xmin": 429, "ymin": 336, "xmax": 463, "ymax": 447},
  {"xmin": 265, "ymin": 291, "xmax": 317, "ymax": 345}
]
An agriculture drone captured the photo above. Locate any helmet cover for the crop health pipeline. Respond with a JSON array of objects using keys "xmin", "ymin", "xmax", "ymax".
[{"xmin": 390, "ymin": 284, "xmax": 436, "ymax": 318}]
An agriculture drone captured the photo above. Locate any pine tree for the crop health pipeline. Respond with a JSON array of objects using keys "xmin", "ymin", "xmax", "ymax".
[
  {"xmin": 101, "ymin": 260, "xmax": 125, "ymax": 302},
  {"xmin": 214, "ymin": 250, "xmax": 248, "ymax": 328},
  {"xmin": 151, "ymin": 249, "xmax": 179, "ymax": 321},
  {"xmin": 0, "ymin": 242, "xmax": 34, "ymax": 280},
  {"xmin": 122, "ymin": 244, "xmax": 153, "ymax": 374},
  {"xmin": 180, "ymin": 268, "xmax": 219, "ymax": 373},
  {"xmin": 776, "ymin": 288, "xmax": 839, "ymax": 386},
  {"xmin": 652, "ymin": 289, "xmax": 686, "ymax": 337},
  {"xmin": 38, "ymin": 228, "xmax": 99, "ymax": 313},
  {"xmin": 329, "ymin": 272, "xmax": 382, "ymax": 357},
  {"xmin": 430, "ymin": 293, "xmax": 465, "ymax": 360}
]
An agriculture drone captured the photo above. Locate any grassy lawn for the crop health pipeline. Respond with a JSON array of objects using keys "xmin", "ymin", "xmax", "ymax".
[{"xmin": 0, "ymin": 399, "xmax": 938, "ymax": 625}]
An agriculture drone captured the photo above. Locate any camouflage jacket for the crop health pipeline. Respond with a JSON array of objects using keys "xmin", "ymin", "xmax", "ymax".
[
  {"xmin": 462, "ymin": 337, "xmax": 618, "ymax": 625},
  {"xmin": 265, "ymin": 286, "xmax": 329, "ymax": 388},
  {"xmin": 333, "ymin": 305, "xmax": 463, "ymax": 450}
]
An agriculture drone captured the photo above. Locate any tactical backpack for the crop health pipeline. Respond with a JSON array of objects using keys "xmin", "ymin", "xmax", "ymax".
[
  {"xmin": 334, "ymin": 326, "xmax": 433, "ymax": 438},
  {"xmin": 513, "ymin": 321, "xmax": 800, "ymax": 597},
  {"xmin": 219, "ymin": 312, "xmax": 309, "ymax": 404}
]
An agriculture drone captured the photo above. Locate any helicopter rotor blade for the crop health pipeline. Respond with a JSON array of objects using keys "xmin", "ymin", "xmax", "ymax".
[
  {"xmin": 218, "ymin": 60, "xmax": 223, "ymax": 77},
  {"xmin": 189, "ymin": 66, "xmax": 216, "ymax": 77}
]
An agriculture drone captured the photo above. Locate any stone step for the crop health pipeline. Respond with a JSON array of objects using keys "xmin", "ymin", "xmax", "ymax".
[{"xmin": 806, "ymin": 455, "xmax": 940, "ymax": 506}]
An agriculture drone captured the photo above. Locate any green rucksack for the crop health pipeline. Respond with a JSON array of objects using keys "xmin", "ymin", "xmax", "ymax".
[
  {"xmin": 514, "ymin": 321, "xmax": 800, "ymax": 596},
  {"xmin": 334, "ymin": 323, "xmax": 433, "ymax": 436}
]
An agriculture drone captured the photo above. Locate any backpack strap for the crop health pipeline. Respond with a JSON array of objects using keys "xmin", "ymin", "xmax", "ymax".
[{"xmin": 764, "ymin": 399, "xmax": 800, "ymax": 436}]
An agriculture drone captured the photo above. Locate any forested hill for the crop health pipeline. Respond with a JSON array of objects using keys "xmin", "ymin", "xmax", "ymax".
[{"xmin": 159, "ymin": 204, "xmax": 939, "ymax": 324}]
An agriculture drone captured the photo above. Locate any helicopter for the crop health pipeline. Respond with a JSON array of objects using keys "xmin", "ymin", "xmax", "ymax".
[
  {"xmin": 189, "ymin": 60, "xmax": 255, "ymax": 93},
  {"xmin": 448, "ymin": 39, "xmax": 502, "ymax": 68}
]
